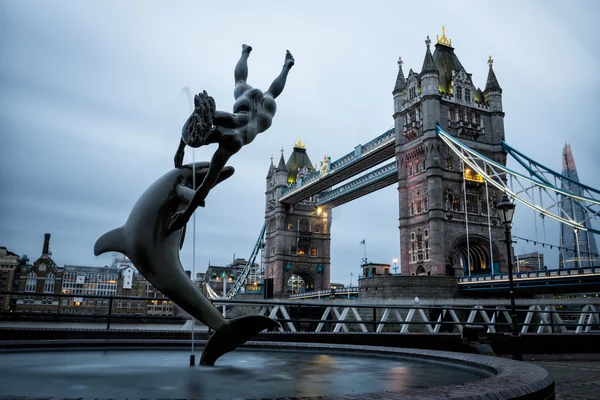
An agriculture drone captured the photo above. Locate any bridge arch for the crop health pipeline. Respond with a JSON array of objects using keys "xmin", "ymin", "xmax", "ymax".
[
  {"xmin": 283, "ymin": 267, "xmax": 320, "ymax": 294},
  {"xmin": 449, "ymin": 235, "xmax": 502, "ymax": 275}
]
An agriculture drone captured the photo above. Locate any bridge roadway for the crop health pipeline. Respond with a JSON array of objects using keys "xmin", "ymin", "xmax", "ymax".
[
  {"xmin": 458, "ymin": 265, "xmax": 600, "ymax": 295},
  {"xmin": 280, "ymin": 128, "xmax": 395, "ymax": 205},
  {"xmin": 287, "ymin": 266, "xmax": 600, "ymax": 300}
]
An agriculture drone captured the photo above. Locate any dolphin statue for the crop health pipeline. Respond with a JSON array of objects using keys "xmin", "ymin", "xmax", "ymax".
[{"xmin": 94, "ymin": 162, "xmax": 280, "ymax": 365}]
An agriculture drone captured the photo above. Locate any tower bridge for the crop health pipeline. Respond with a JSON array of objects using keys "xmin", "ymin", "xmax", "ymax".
[{"xmin": 219, "ymin": 28, "xmax": 599, "ymax": 299}]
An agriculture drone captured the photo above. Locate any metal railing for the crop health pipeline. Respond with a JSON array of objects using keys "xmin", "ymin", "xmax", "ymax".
[
  {"xmin": 458, "ymin": 266, "xmax": 600, "ymax": 283},
  {"xmin": 289, "ymin": 287, "xmax": 359, "ymax": 299},
  {"xmin": 1, "ymin": 291, "xmax": 599, "ymax": 335}
]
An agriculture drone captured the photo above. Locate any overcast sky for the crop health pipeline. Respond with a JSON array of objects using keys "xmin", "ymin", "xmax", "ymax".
[{"xmin": 1, "ymin": 1, "xmax": 599, "ymax": 284}]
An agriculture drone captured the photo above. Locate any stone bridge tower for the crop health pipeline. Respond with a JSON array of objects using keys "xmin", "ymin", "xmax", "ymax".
[
  {"xmin": 264, "ymin": 140, "xmax": 332, "ymax": 295},
  {"xmin": 393, "ymin": 28, "xmax": 508, "ymax": 277}
]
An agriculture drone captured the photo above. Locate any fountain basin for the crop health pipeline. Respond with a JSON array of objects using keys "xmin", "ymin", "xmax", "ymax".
[{"xmin": 0, "ymin": 341, "xmax": 554, "ymax": 399}]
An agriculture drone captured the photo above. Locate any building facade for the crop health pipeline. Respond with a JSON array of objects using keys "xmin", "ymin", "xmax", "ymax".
[
  {"xmin": 264, "ymin": 140, "xmax": 332, "ymax": 295},
  {"xmin": 393, "ymin": 29, "xmax": 506, "ymax": 277},
  {"xmin": 114, "ymin": 265, "xmax": 147, "ymax": 315},
  {"xmin": 0, "ymin": 247, "xmax": 20, "ymax": 311},
  {"xmin": 16, "ymin": 233, "xmax": 63, "ymax": 312},
  {"xmin": 559, "ymin": 144, "xmax": 599, "ymax": 268},
  {"xmin": 515, "ymin": 252, "xmax": 544, "ymax": 272},
  {"xmin": 60, "ymin": 264, "xmax": 119, "ymax": 315}
]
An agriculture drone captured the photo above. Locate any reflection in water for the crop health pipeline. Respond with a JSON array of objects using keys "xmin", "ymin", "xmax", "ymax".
[
  {"xmin": 388, "ymin": 366, "xmax": 411, "ymax": 391},
  {"xmin": 0, "ymin": 349, "xmax": 491, "ymax": 399}
]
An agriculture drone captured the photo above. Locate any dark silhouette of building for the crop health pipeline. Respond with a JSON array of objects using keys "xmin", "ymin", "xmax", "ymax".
[{"xmin": 559, "ymin": 144, "xmax": 599, "ymax": 268}]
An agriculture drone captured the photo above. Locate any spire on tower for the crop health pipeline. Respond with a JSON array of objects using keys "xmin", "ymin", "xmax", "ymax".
[
  {"xmin": 277, "ymin": 148, "xmax": 287, "ymax": 171},
  {"xmin": 421, "ymin": 36, "xmax": 438, "ymax": 76},
  {"xmin": 484, "ymin": 55, "xmax": 502, "ymax": 93},
  {"xmin": 393, "ymin": 56, "xmax": 406, "ymax": 94}
]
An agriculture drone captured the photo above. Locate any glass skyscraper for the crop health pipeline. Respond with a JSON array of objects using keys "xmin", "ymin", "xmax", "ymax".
[{"xmin": 559, "ymin": 144, "xmax": 599, "ymax": 268}]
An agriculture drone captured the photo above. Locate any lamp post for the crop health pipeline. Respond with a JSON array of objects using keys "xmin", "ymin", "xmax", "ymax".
[
  {"xmin": 496, "ymin": 195, "xmax": 522, "ymax": 361},
  {"xmin": 393, "ymin": 257, "xmax": 398, "ymax": 274}
]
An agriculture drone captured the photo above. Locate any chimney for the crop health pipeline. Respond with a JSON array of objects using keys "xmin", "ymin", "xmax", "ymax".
[{"xmin": 42, "ymin": 233, "xmax": 51, "ymax": 256}]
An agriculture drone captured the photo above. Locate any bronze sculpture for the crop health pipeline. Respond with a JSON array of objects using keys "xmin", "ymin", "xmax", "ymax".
[
  {"xmin": 95, "ymin": 45, "xmax": 293, "ymax": 365},
  {"xmin": 169, "ymin": 44, "xmax": 295, "ymax": 232}
]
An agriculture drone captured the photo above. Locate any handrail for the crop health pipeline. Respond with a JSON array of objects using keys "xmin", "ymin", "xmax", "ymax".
[{"xmin": 458, "ymin": 266, "xmax": 600, "ymax": 283}]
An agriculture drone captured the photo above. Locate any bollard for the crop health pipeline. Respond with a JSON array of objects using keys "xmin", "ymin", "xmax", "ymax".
[{"xmin": 106, "ymin": 297, "xmax": 114, "ymax": 330}]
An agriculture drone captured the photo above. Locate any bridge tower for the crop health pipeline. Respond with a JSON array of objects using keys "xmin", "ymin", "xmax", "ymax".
[
  {"xmin": 264, "ymin": 141, "xmax": 332, "ymax": 295},
  {"xmin": 394, "ymin": 28, "xmax": 507, "ymax": 277}
]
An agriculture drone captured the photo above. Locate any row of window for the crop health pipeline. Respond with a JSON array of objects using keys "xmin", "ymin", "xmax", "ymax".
[
  {"xmin": 448, "ymin": 108, "xmax": 482, "ymax": 125},
  {"xmin": 409, "ymin": 195, "xmax": 429, "ymax": 216},
  {"xmin": 285, "ymin": 219, "xmax": 323, "ymax": 233},
  {"xmin": 269, "ymin": 246, "xmax": 319, "ymax": 257},
  {"xmin": 290, "ymin": 246, "xmax": 318, "ymax": 256},
  {"xmin": 22, "ymin": 296, "xmax": 55, "ymax": 304},
  {"xmin": 407, "ymin": 159, "xmax": 426, "ymax": 176},
  {"xmin": 454, "ymin": 86, "xmax": 471, "ymax": 103},
  {"xmin": 408, "ymin": 86, "xmax": 418, "ymax": 100},
  {"xmin": 25, "ymin": 272, "xmax": 55, "ymax": 293},
  {"xmin": 445, "ymin": 193, "xmax": 490, "ymax": 215},
  {"xmin": 62, "ymin": 282, "xmax": 116, "ymax": 290},
  {"xmin": 406, "ymin": 108, "xmax": 420, "ymax": 124},
  {"xmin": 409, "ymin": 230, "xmax": 431, "ymax": 263}
]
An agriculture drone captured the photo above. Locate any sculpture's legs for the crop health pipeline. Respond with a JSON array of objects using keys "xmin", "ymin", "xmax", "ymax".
[
  {"xmin": 234, "ymin": 45, "xmax": 252, "ymax": 99},
  {"xmin": 265, "ymin": 50, "xmax": 295, "ymax": 99}
]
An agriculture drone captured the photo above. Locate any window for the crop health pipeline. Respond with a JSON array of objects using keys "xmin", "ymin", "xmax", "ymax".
[
  {"xmin": 414, "ymin": 160, "xmax": 419, "ymax": 174},
  {"xmin": 411, "ymin": 231, "xmax": 416, "ymax": 241},
  {"xmin": 409, "ymin": 109, "xmax": 416, "ymax": 123},
  {"xmin": 445, "ymin": 156, "xmax": 453, "ymax": 170},
  {"xmin": 270, "ymin": 247, "xmax": 275, "ymax": 257},
  {"xmin": 465, "ymin": 89, "xmax": 471, "ymax": 103},
  {"xmin": 416, "ymin": 199, "xmax": 422, "ymax": 214},
  {"xmin": 409, "ymin": 201, "xmax": 414, "ymax": 216},
  {"xmin": 423, "ymin": 196, "xmax": 428, "ymax": 212},
  {"xmin": 314, "ymin": 223, "xmax": 321, "ymax": 233},
  {"xmin": 409, "ymin": 86, "xmax": 417, "ymax": 100},
  {"xmin": 287, "ymin": 223, "xmax": 293, "ymax": 230},
  {"xmin": 448, "ymin": 108, "xmax": 454, "ymax": 121},
  {"xmin": 466, "ymin": 193, "xmax": 479, "ymax": 214},
  {"xmin": 298, "ymin": 246, "xmax": 308, "ymax": 256},
  {"xmin": 290, "ymin": 246, "xmax": 297, "ymax": 255},
  {"xmin": 481, "ymin": 200, "xmax": 488, "ymax": 215},
  {"xmin": 43, "ymin": 273, "xmax": 55, "ymax": 293},
  {"xmin": 311, "ymin": 248, "xmax": 317, "ymax": 257},
  {"xmin": 424, "ymin": 229, "xmax": 429, "ymax": 238},
  {"xmin": 25, "ymin": 272, "xmax": 37, "ymax": 292},
  {"xmin": 456, "ymin": 86, "xmax": 462, "ymax": 100},
  {"xmin": 299, "ymin": 219, "xmax": 309, "ymax": 232}
]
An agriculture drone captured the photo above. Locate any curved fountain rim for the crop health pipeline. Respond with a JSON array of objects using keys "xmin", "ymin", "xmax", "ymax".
[
  {"xmin": 0, "ymin": 340, "xmax": 554, "ymax": 399},
  {"xmin": 241, "ymin": 341, "xmax": 554, "ymax": 400}
]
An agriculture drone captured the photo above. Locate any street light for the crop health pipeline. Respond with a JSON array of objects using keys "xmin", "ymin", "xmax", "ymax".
[
  {"xmin": 496, "ymin": 194, "xmax": 522, "ymax": 361},
  {"xmin": 393, "ymin": 257, "xmax": 398, "ymax": 274}
]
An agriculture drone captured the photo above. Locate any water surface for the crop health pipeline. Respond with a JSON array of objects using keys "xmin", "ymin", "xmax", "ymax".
[{"xmin": 0, "ymin": 348, "xmax": 491, "ymax": 398}]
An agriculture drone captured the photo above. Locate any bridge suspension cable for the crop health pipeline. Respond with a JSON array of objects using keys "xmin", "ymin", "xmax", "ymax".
[
  {"xmin": 204, "ymin": 223, "xmax": 266, "ymax": 300},
  {"xmin": 436, "ymin": 125, "xmax": 600, "ymax": 235}
]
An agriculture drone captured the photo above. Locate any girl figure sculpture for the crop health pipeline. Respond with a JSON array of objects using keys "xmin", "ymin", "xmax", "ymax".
[{"xmin": 169, "ymin": 44, "xmax": 294, "ymax": 232}]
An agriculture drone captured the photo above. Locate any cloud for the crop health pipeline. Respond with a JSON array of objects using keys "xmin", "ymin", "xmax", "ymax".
[{"xmin": 1, "ymin": 0, "xmax": 599, "ymax": 286}]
